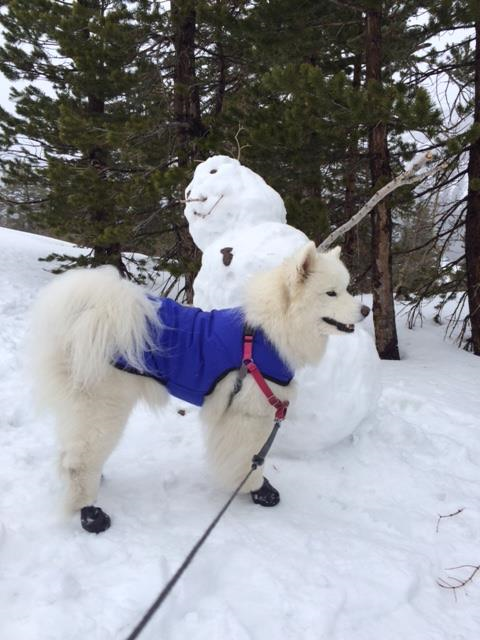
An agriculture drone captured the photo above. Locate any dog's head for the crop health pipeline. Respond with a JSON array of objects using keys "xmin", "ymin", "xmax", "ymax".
[
  {"xmin": 289, "ymin": 242, "xmax": 370, "ymax": 334},
  {"xmin": 245, "ymin": 241, "xmax": 370, "ymax": 367},
  {"xmin": 284, "ymin": 241, "xmax": 370, "ymax": 336}
]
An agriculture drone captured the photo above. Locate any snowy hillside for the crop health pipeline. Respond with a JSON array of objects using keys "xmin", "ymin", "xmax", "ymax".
[{"xmin": 1, "ymin": 226, "xmax": 480, "ymax": 640}]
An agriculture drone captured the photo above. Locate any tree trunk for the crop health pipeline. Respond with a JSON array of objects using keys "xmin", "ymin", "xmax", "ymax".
[
  {"xmin": 214, "ymin": 37, "xmax": 226, "ymax": 116},
  {"xmin": 88, "ymin": 96, "xmax": 126, "ymax": 274},
  {"xmin": 171, "ymin": 0, "xmax": 203, "ymax": 303},
  {"xmin": 213, "ymin": 0, "xmax": 226, "ymax": 117},
  {"xmin": 80, "ymin": 0, "xmax": 125, "ymax": 274},
  {"xmin": 365, "ymin": 8, "xmax": 400, "ymax": 360},
  {"xmin": 172, "ymin": 0, "xmax": 204, "ymax": 162},
  {"xmin": 343, "ymin": 54, "xmax": 361, "ymax": 279},
  {"xmin": 465, "ymin": 21, "xmax": 480, "ymax": 355}
]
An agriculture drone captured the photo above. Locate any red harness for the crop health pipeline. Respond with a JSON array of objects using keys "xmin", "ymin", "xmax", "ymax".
[{"xmin": 242, "ymin": 333, "xmax": 290, "ymax": 421}]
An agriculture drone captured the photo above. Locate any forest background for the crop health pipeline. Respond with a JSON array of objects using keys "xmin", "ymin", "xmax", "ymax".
[{"xmin": 0, "ymin": 0, "xmax": 479, "ymax": 360}]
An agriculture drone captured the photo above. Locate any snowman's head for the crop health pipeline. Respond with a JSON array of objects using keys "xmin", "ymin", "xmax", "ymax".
[{"xmin": 184, "ymin": 156, "xmax": 286, "ymax": 251}]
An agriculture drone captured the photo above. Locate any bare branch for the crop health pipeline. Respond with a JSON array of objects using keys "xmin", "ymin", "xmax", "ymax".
[
  {"xmin": 318, "ymin": 153, "xmax": 450, "ymax": 251},
  {"xmin": 192, "ymin": 194, "xmax": 224, "ymax": 219},
  {"xmin": 234, "ymin": 125, "xmax": 249, "ymax": 161}
]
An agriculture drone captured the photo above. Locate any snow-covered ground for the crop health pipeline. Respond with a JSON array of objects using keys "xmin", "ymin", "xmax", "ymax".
[{"xmin": 1, "ymin": 225, "xmax": 480, "ymax": 640}]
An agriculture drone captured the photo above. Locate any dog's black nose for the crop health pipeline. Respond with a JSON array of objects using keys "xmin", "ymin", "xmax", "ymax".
[{"xmin": 361, "ymin": 305, "xmax": 370, "ymax": 318}]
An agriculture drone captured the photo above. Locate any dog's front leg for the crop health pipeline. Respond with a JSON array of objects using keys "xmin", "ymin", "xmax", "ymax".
[
  {"xmin": 202, "ymin": 409, "xmax": 280, "ymax": 506},
  {"xmin": 250, "ymin": 477, "xmax": 280, "ymax": 507}
]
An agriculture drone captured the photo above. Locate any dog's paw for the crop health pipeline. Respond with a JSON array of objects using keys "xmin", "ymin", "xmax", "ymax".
[
  {"xmin": 251, "ymin": 477, "xmax": 280, "ymax": 507},
  {"xmin": 80, "ymin": 505, "xmax": 111, "ymax": 533}
]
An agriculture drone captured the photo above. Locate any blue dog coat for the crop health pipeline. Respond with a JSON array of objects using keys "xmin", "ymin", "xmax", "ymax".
[{"xmin": 114, "ymin": 297, "xmax": 294, "ymax": 407}]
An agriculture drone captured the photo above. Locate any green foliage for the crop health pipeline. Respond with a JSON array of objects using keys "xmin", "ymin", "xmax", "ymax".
[
  {"xmin": 0, "ymin": 0, "xmax": 467, "ymax": 300},
  {"xmin": 212, "ymin": 0, "xmax": 441, "ymax": 285},
  {"xmin": 0, "ymin": 0, "xmax": 181, "ymax": 274}
]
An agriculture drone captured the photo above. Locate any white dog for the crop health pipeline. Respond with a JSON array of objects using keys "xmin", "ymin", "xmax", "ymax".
[{"xmin": 30, "ymin": 242, "xmax": 369, "ymax": 533}]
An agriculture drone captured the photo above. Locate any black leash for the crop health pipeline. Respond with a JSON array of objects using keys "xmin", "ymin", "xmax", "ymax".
[{"xmin": 123, "ymin": 419, "xmax": 283, "ymax": 640}]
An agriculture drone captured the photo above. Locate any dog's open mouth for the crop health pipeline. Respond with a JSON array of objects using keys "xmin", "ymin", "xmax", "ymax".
[{"xmin": 322, "ymin": 317, "xmax": 355, "ymax": 333}]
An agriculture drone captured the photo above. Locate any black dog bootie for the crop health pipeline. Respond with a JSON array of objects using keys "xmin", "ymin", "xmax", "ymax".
[
  {"xmin": 80, "ymin": 505, "xmax": 111, "ymax": 533},
  {"xmin": 251, "ymin": 477, "xmax": 280, "ymax": 507}
]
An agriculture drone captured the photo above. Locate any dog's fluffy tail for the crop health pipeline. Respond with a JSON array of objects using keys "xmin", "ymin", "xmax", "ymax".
[{"xmin": 29, "ymin": 266, "xmax": 159, "ymax": 397}]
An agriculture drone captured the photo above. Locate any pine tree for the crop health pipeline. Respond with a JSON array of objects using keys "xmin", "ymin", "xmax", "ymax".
[
  {"xmin": 415, "ymin": 0, "xmax": 480, "ymax": 353},
  {"xmin": 213, "ymin": 0, "xmax": 440, "ymax": 357},
  {"xmin": 0, "ymin": 0, "xmax": 454, "ymax": 337},
  {"xmin": 0, "ymin": 1, "xmax": 180, "ymax": 276}
]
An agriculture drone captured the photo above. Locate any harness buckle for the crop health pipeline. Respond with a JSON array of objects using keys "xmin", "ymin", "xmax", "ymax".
[{"xmin": 273, "ymin": 400, "xmax": 289, "ymax": 421}]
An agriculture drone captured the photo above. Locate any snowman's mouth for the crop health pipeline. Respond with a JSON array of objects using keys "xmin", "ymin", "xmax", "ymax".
[
  {"xmin": 322, "ymin": 317, "xmax": 355, "ymax": 333},
  {"xmin": 192, "ymin": 194, "xmax": 224, "ymax": 219}
]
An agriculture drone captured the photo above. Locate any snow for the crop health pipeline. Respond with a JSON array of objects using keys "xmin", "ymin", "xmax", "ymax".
[
  {"xmin": 1, "ymin": 226, "xmax": 480, "ymax": 639},
  {"xmin": 189, "ymin": 157, "xmax": 379, "ymax": 451}
]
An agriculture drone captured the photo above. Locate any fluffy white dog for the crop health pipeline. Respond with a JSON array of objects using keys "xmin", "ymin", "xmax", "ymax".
[{"xmin": 30, "ymin": 242, "xmax": 369, "ymax": 533}]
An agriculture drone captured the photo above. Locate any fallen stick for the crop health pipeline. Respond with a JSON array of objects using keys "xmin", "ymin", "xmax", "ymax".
[{"xmin": 436, "ymin": 507, "xmax": 465, "ymax": 534}]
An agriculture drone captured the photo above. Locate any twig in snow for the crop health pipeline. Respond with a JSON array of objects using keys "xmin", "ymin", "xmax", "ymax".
[
  {"xmin": 436, "ymin": 508, "xmax": 464, "ymax": 533},
  {"xmin": 318, "ymin": 152, "xmax": 450, "ymax": 251},
  {"xmin": 437, "ymin": 564, "xmax": 480, "ymax": 598}
]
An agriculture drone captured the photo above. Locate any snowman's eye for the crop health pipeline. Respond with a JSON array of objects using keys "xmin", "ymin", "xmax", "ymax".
[{"xmin": 210, "ymin": 169, "xmax": 217, "ymax": 174}]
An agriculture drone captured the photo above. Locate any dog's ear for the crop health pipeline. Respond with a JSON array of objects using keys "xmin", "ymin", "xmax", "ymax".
[
  {"xmin": 290, "ymin": 241, "xmax": 317, "ymax": 285},
  {"xmin": 328, "ymin": 246, "xmax": 341, "ymax": 258}
]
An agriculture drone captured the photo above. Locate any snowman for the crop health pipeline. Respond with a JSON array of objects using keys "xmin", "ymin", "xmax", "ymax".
[{"xmin": 184, "ymin": 155, "xmax": 379, "ymax": 454}]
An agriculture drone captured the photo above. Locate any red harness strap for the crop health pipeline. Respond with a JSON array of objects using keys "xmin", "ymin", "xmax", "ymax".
[{"xmin": 242, "ymin": 334, "xmax": 289, "ymax": 421}]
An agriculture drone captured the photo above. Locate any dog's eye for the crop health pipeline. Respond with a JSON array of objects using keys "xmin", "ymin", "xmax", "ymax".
[
  {"xmin": 326, "ymin": 291, "xmax": 337, "ymax": 297},
  {"xmin": 210, "ymin": 169, "xmax": 217, "ymax": 174}
]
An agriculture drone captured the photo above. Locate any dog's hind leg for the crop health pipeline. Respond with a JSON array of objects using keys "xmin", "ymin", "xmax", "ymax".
[{"xmin": 56, "ymin": 369, "xmax": 139, "ymax": 533}]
